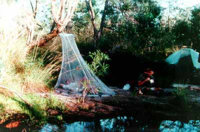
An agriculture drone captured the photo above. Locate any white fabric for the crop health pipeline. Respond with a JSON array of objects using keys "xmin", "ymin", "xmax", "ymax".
[{"xmin": 55, "ymin": 33, "xmax": 115, "ymax": 95}]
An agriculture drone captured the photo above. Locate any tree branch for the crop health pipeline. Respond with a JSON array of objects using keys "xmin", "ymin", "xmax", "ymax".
[
  {"xmin": 85, "ymin": 0, "xmax": 97, "ymax": 32},
  {"xmin": 58, "ymin": 0, "xmax": 66, "ymax": 21},
  {"xmin": 28, "ymin": 0, "xmax": 79, "ymax": 50},
  {"xmin": 85, "ymin": 0, "xmax": 98, "ymax": 45},
  {"xmin": 51, "ymin": 0, "xmax": 62, "ymax": 26},
  {"xmin": 29, "ymin": 0, "xmax": 38, "ymax": 19}
]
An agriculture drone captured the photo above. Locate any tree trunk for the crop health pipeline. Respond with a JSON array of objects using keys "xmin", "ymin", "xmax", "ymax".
[
  {"xmin": 51, "ymin": 88, "xmax": 200, "ymax": 119},
  {"xmin": 50, "ymin": 21, "xmax": 56, "ymax": 33},
  {"xmin": 98, "ymin": 0, "xmax": 109, "ymax": 41},
  {"xmin": 28, "ymin": 0, "xmax": 79, "ymax": 51},
  {"xmin": 86, "ymin": 0, "xmax": 99, "ymax": 47},
  {"xmin": 86, "ymin": 0, "xmax": 109, "ymax": 48}
]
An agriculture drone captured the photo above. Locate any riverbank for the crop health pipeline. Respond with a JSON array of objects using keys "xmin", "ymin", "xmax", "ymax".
[{"xmin": 1, "ymin": 86, "xmax": 200, "ymax": 130}]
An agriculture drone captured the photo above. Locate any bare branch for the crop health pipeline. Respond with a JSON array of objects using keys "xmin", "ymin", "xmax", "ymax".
[
  {"xmin": 28, "ymin": 0, "xmax": 79, "ymax": 50},
  {"xmin": 85, "ymin": 0, "xmax": 98, "ymax": 34},
  {"xmin": 29, "ymin": 0, "xmax": 38, "ymax": 19},
  {"xmin": 34, "ymin": 0, "xmax": 38, "ymax": 18},
  {"xmin": 60, "ymin": 0, "xmax": 79, "ymax": 31},
  {"xmin": 51, "ymin": 0, "xmax": 62, "ymax": 26},
  {"xmin": 58, "ymin": 0, "xmax": 66, "ymax": 20},
  {"xmin": 29, "ymin": 0, "xmax": 35, "ymax": 15}
]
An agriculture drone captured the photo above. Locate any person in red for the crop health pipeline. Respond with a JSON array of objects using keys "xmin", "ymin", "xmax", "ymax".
[{"xmin": 137, "ymin": 68, "xmax": 155, "ymax": 95}]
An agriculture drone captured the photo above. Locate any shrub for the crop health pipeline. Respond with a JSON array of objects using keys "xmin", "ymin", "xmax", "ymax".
[{"xmin": 88, "ymin": 50, "xmax": 110, "ymax": 77}]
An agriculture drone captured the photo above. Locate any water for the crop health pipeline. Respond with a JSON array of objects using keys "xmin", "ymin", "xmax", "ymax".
[
  {"xmin": 1, "ymin": 114, "xmax": 200, "ymax": 131},
  {"xmin": 37, "ymin": 117, "xmax": 200, "ymax": 132},
  {"xmin": 36, "ymin": 117, "xmax": 200, "ymax": 132}
]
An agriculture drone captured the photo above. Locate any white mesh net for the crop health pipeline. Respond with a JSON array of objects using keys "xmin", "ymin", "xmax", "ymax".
[{"xmin": 55, "ymin": 33, "xmax": 115, "ymax": 96}]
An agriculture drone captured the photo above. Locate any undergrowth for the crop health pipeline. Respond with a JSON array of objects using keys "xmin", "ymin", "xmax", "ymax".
[{"xmin": 0, "ymin": 29, "xmax": 65, "ymax": 123}]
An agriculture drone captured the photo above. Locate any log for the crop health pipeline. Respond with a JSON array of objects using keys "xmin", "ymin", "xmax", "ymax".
[{"xmin": 48, "ymin": 88, "xmax": 200, "ymax": 120}]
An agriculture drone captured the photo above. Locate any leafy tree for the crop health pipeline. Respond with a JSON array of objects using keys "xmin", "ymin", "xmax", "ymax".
[
  {"xmin": 172, "ymin": 20, "xmax": 191, "ymax": 47},
  {"xmin": 190, "ymin": 7, "xmax": 200, "ymax": 51},
  {"xmin": 103, "ymin": 0, "xmax": 163, "ymax": 54}
]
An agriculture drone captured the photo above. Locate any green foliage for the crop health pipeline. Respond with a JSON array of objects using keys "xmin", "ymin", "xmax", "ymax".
[
  {"xmin": 0, "ymin": 89, "xmax": 68, "ymax": 124},
  {"xmin": 190, "ymin": 7, "xmax": 200, "ymax": 50},
  {"xmin": 96, "ymin": 0, "xmax": 165, "ymax": 55},
  {"xmin": 131, "ymin": 90, "xmax": 138, "ymax": 97},
  {"xmin": 0, "ymin": 103, "xmax": 5, "ymax": 114},
  {"xmin": 172, "ymin": 20, "xmax": 191, "ymax": 46},
  {"xmin": 173, "ymin": 87, "xmax": 188, "ymax": 97},
  {"xmin": 56, "ymin": 115, "xmax": 63, "ymax": 121},
  {"xmin": 73, "ymin": 0, "xmax": 200, "ymax": 59},
  {"xmin": 173, "ymin": 87, "xmax": 189, "ymax": 102},
  {"xmin": 88, "ymin": 50, "xmax": 110, "ymax": 77}
]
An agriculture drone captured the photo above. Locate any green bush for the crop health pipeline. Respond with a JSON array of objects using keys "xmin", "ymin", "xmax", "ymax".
[
  {"xmin": 88, "ymin": 50, "xmax": 110, "ymax": 77},
  {"xmin": 173, "ymin": 87, "xmax": 189, "ymax": 103}
]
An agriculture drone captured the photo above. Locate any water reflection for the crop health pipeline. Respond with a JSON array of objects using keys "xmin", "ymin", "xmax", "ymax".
[
  {"xmin": 40, "ymin": 116, "xmax": 134, "ymax": 132},
  {"xmin": 38, "ymin": 117, "xmax": 200, "ymax": 132},
  {"xmin": 1, "ymin": 117, "xmax": 199, "ymax": 131},
  {"xmin": 160, "ymin": 120, "xmax": 200, "ymax": 132}
]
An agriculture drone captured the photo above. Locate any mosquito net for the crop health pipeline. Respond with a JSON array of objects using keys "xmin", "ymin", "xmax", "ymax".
[{"xmin": 55, "ymin": 33, "xmax": 115, "ymax": 96}]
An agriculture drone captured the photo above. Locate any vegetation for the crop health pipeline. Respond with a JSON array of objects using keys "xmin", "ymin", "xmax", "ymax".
[
  {"xmin": 173, "ymin": 87, "xmax": 189, "ymax": 102},
  {"xmin": 0, "ymin": 36, "xmax": 66, "ymax": 123},
  {"xmin": 88, "ymin": 50, "xmax": 110, "ymax": 77}
]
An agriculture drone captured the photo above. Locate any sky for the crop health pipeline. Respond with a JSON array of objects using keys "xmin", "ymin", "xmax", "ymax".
[
  {"xmin": 158, "ymin": 0, "xmax": 200, "ymax": 8},
  {"xmin": 1, "ymin": 0, "xmax": 200, "ymax": 32}
]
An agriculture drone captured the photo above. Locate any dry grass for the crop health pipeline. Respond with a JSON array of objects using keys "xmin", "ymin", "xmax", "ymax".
[
  {"xmin": 0, "ymin": 33, "xmax": 65, "ymax": 122},
  {"xmin": 0, "ymin": 1, "xmax": 69, "ymax": 123},
  {"xmin": 0, "ymin": 9, "xmax": 64, "ymax": 122}
]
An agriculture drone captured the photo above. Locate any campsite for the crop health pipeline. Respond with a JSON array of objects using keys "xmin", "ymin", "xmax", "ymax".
[{"xmin": 1, "ymin": 0, "xmax": 200, "ymax": 131}]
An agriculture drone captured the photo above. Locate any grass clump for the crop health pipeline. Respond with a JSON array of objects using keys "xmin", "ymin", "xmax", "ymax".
[
  {"xmin": 173, "ymin": 87, "xmax": 189, "ymax": 100},
  {"xmin": 0, "ymin": 29, "xmax": 64, "ymax": 123},
  {"xmin": 17, "ymin": 93, "xmax": 67, "ymax": 124},
  {"xmin": 171, "ymin": 87, "xmax": 191, "ymax": 112},
  {"xmin": 0, "ymin": 7, "xmax": 65, "ymax": 124}
]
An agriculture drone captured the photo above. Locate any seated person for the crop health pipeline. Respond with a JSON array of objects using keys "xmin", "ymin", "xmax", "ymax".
[{"xmin": 137, "ymin": 68, "xmax": 155, "ymax": 95}]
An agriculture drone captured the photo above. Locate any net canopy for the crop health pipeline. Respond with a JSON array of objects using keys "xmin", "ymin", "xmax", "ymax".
[
  {"xmin": 55, "ymin": 33, "xmax": 115, "ymax": 96},
  {"xmin": 165, "ymin": 48, "xmax": 200, "ymax": 69}
]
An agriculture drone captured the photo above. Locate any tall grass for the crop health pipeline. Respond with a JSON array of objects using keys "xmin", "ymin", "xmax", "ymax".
[
  {"xmin": 0, "ymin": 6, "xmax": 65, "ymax": 122},
  {"xmin": 0, "ymin": 33, "xmax": 66, "ymax": 122},
  {"xmin": 0, "ymin": 37, "xmax": 58, "ymax": 93}
]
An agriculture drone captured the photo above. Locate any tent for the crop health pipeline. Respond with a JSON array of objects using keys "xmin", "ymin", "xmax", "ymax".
[
  {"xmin": 165, "ymin": 48, "xmax": 200, "ymax": 84},
  {"xmin": 55, "ymin": 33, "xmax": 115, "ymax": 96},
  {"xmin": 165, "ymin": 48, "xmax": 200, "ymax": 69}
]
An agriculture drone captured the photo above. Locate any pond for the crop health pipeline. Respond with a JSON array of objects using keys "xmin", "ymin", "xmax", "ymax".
[
  {"xmin": 40, "ymin": 120, "xmax": 199, "ymax": 132},
  {"xmin": 1, "ymin": 116, "xmax": 200, "ymax": 132},
  {"xmin": 37, "ymin": 117, "xmax": 200, "ymax": 132}
]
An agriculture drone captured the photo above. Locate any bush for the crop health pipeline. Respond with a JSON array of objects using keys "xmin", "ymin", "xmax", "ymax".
[{"xmin": 88, "ymin": 50, "xmax": 110, "ymax": 77}]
